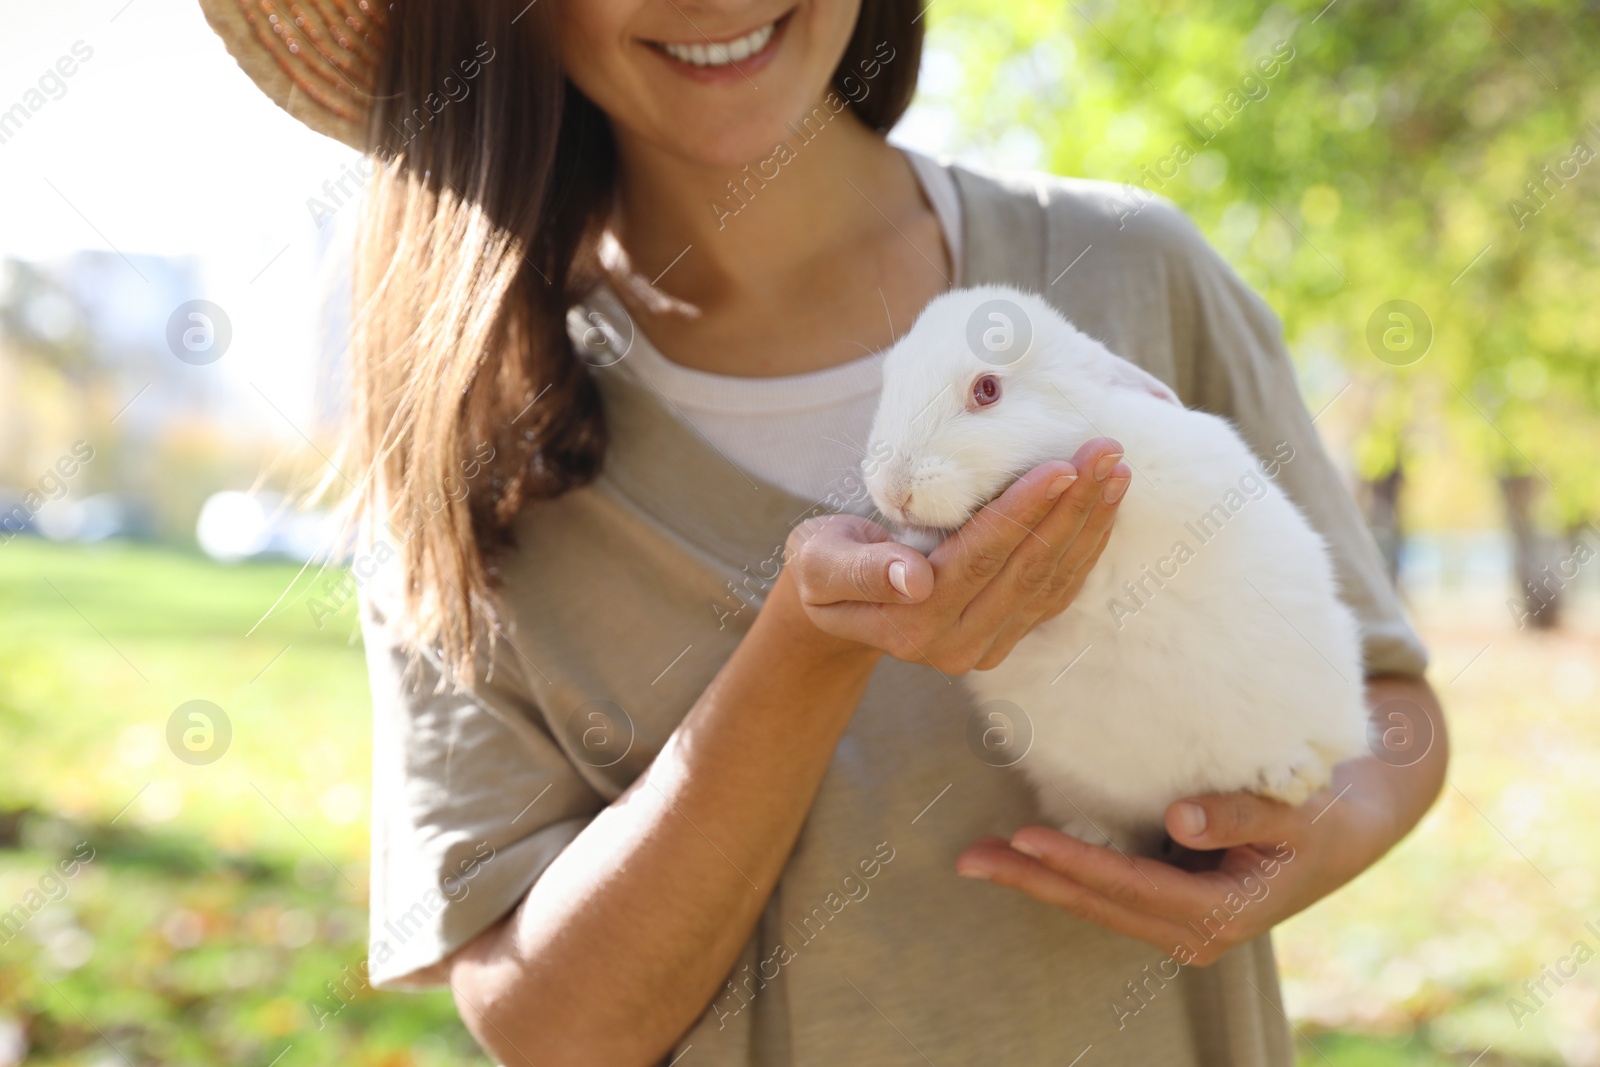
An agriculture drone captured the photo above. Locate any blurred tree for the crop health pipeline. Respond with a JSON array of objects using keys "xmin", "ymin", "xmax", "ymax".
[
  {"xmin": 921, "ymin": 0, "xmax": 1600, "ymax": 620},
  {"xmin": 0, "ymin": 258, "xmax": 94, "ymax": 384},
  {"xmin": 0, "ymin": 259, "xmax": 98, "ymax": 486}
]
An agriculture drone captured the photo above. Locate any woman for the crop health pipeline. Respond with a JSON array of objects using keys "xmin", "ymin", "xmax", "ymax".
[{"xmin": 200, "ymin": 1, "xmax": 1446, "ymax": 1064}]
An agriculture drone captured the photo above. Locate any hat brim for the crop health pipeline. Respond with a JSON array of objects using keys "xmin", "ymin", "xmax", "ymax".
[{"xmin": 198, "ymin": 0, "xmax": 386, "ymax": 151}]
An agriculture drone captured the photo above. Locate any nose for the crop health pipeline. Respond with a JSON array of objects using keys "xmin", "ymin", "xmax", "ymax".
[{"xmin": 867, "ymin": 454, "xmax": 916, "ymax": 517}]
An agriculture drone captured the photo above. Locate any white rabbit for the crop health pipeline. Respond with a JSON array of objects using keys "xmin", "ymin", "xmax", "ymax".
[{"xmin": 862, "ymin": 285, "xmax": 1369, "ymax": 854}]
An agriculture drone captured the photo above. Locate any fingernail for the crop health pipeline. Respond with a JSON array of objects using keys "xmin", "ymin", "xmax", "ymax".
[
  {"xmin": 1102, "ymin": 477, "xmax": 1129, "ymax": 505},
  {"xmin": 1093, "ymin": 451, "xmax": 1124, "ymax": 481},
  {"xmin": 957, "ymin": 865, "xmax": 991, "ymax": 881},
  {"xmin": 1010, "ymin": 839, "xmax": 1042, "ymax": 859},
  {"xmin": 1175, "ymin": 802, "xmax": 1207, "ymax": 838},
  {"xmin": 887, "ymin": 559, "xmax": 909, "ymax": 597},
  {"xmin": 1046, "ymin": 470, "xmax": 1079, "ymax": 500}
]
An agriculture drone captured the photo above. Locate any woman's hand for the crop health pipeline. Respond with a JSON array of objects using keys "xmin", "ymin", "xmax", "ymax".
[
  {"xmin": 952, "ymin": 675, "xmax": 1448, "ymax": 966},
  {"xmin": 953, "ymin": 788, "xmax": 1364, "ymax": 967},
  {"xmin": 781, "ymin": 438, "xmax": 1132, "ymax": 674}
]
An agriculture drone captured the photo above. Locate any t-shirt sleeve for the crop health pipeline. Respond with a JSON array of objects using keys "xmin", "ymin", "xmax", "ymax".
[
  {"xmin": 1147, "ymin": 198, "xmax": 1429, "ymax": 679},
  {"xmin": 360, "ymin": 590, "xmax": 605, "ymax": 991}
]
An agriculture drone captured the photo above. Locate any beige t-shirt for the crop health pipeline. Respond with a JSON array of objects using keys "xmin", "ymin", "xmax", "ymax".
[{"xmin": 359, "ymin": 158, "xmax": 1429, "ymax": 1067}]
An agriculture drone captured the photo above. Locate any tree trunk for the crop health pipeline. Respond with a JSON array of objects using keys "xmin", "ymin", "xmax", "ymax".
[
  {"xmin": 1360, "ymin": 462, "xmax": 1404, "ymax": 585},
  {"xmin": 1500, "ymin": 474, "xmax": 1563, "ymax": 629}
]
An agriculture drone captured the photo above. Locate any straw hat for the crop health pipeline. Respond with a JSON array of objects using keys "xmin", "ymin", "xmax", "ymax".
[{"xmin": 197, "ymin": 0, "xmax": 388, "ymax": 150}]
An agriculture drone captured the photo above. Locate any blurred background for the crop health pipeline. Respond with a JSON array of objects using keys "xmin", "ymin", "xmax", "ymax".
[{"xmin": 2, "ymin": 0, "xmax": 1597, "ymax": 1064}]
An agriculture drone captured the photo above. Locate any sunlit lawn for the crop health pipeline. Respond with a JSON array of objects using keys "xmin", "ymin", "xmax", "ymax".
[
  {"xmin": 0, "ymin": 539, "xmax": 485, "ymax": 1066},
  {"xmin": 2, "ymin": 539, "xmax": 1596, "ymax": 1065},
  {"xmin": 1278, "ymin": 584, "xmax": 1600, "ymax": 1067}
]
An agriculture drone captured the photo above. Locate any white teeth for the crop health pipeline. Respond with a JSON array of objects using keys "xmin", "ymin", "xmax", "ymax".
[{"xmin": 660, "ymin": 22, "xmax": 775, "ymax": 67}]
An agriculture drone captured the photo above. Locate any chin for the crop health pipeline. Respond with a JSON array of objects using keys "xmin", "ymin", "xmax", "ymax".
[
  {"xmin": 904, "ymin": 495, "xmax": 985, "ymax": 533},
  {"xmin": 668, "ymin": 108, "xmax": 817, "ymax": 170},
  {"xmin": 890, "ymin": 524, "xmax": 947, "ymax": 556},
  {"xmin": 932, "ymin": 478, "xmax": 1011, "ymax": 529}
]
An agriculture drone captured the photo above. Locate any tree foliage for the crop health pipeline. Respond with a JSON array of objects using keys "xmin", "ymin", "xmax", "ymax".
[{"xmin": 920, "ymin": 0, "xmax": 1600, "ymax": 529}]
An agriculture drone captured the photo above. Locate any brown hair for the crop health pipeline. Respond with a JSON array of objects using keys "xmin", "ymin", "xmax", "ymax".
[{"xmin": 345, "ymin": 0, "xmax": 925, "ymax": 680}]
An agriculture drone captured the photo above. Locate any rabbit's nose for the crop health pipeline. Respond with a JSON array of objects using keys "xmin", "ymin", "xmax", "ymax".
[{"xmin": 885, "ymin": 487, "xmax": 914, "ymax": 513}]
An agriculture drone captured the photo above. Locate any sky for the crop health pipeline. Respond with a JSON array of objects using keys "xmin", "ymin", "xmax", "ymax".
[{"xmin": 2, "ymin": 1, "xmax": 396, "ymax": 439}]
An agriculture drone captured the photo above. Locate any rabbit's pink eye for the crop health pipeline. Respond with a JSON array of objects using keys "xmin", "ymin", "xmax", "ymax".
[{"xmin": 972, "ymin": 373, "xmax": 1002, "ymax": 408}]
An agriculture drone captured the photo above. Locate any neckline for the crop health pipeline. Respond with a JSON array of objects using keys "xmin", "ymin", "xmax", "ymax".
[
  {"xmin": 586, "ymin": 147, "xmax": 959, "ymax": 417},
  {"xmin": 584, "ymin": 285, "xmax": 889, "ymax": 416}
]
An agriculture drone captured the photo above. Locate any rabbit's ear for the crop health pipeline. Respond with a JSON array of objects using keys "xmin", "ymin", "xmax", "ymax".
[{"xmin": 1105, "ymin": 354, "xmax": 1181, "ymax": 405}]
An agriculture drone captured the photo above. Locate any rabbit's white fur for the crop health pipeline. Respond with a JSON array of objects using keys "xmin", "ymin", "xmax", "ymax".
[{"xmin": 863, "ymin": 285, "xmax": 1369, "ymax": 854}]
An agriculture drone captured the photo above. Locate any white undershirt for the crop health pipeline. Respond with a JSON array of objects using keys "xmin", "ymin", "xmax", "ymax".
[{"xmin": 577, "ymin": 149, "xmax": 963, "ymax": 517}]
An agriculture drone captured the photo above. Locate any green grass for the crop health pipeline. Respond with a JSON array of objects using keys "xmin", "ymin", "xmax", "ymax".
[
  {"xmin": 3, "ymin": 538, "xmax": 1597, "ymax": 1065},
  {"xmin": 1278, "ymin": 588, "xmax": 1600, "ymax": 1067},
  {"xmin": 1296, "ymin": 1032, "xmax": 1498, "ymax": 1066},
  {"xmin": 1, "ymin": 539, "xmax": 486, "ymax": 1066}
]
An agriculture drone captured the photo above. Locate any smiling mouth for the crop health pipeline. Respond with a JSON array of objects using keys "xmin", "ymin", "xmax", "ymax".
[{"xmin": 647, "ymin": 10, "xmax": 791, "ymax": 69}]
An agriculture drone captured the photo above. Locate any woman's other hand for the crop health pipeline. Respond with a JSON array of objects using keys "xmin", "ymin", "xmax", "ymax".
[{"xmin": 952, "ymin": 675, "xmax": 1449, "ymax": 967}]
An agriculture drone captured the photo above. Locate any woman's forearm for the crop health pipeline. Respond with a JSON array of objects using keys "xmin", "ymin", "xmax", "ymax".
[
  {"xmin": 448, "ymin": 569, "xmax": 881, "ymax": 1067},
  {"xmin": 1328, "ymin": 673, "xmax": 1450, "ymax": 876}
]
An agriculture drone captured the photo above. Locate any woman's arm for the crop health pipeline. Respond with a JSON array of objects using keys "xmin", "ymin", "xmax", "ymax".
[
  {"xmin": 447, "ymin": 576, "xmax": 881, "ymax": 1066},
  {"xmin": 953, "ymin": 673, "xmax": 1448, "ymax": 966},
  {"xmin": 447, "ymin": 441, "xmax": 1132, "ymax": 1066}
]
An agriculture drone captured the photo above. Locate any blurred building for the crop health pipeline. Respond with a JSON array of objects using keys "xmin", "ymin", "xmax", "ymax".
[{"xmin": 1, "ymin": 236, "xmax": 350, "ymax": 547}]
